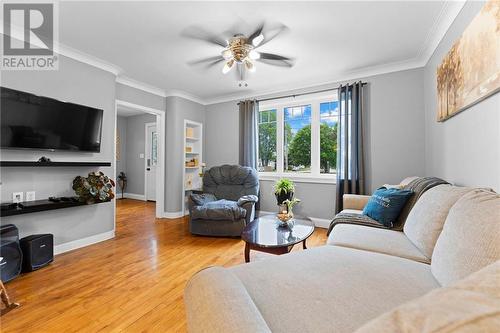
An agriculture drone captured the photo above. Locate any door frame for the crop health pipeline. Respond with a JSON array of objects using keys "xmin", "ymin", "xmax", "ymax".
[
  {"xmin": 144, "ymin": 122, "xmax": 157, "ymax": 202},
  {"xmin": 115, "ymin": 99, "xmax": 165, "ymax": 219}
]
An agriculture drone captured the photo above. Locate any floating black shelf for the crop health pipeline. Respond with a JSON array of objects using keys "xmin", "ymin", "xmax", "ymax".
[
  {"xmin": 0, "ymin": 161, "xmax": 111, "ymax": 167},
  {"xmin": 1, "ymin": 197, "xmax": 109, "ymax": 217}
]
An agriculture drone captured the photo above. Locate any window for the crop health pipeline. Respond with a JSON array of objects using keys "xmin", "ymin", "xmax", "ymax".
[
  {"xmin": 258, "ymin": 109, "xmax": 277, "ymax": 172},
  {"xmin": 258, "ymin": 94, "xmax": 338, "ymax": 178},
  {"xmin": 319, "ymin": 102, "xmax": 338, "ymax": 174},
  {"xmin": 284, "ymin": 105, "xmax": 311, "ymax": 173}
]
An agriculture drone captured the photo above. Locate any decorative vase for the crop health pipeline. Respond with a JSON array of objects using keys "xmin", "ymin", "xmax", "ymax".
[{"xmin": 275, "ymin": 191, "xmax": 294, "ymax": 207}]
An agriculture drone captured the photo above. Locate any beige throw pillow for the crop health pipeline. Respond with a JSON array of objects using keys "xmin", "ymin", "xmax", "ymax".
[{"xmin": 354, "ymin": 261, "xmax": 500, "ymax": 333}]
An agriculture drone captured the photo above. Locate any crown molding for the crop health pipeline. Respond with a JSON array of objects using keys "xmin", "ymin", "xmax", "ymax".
[
  {"xmin": 58, "ymin": 44, "xmax": 122, "ymax": 76},
  {"xmin": 417, "ymin": 0, "xmax": 466, "ymax": 66},
  {"xmin": 164, "ymin": 89, "xmax": 208, "ymax": 105},
  {"xmin": 116, "ymin": 76, "xmax": 167, "ymax": 97}
]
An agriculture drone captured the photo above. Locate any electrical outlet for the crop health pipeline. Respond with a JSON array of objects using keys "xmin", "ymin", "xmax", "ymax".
[
  {"xmin": 12, "ymin": 192, "xmax": 23, "ymax": 203},
  {"xmin": 139, "ymin": 153, "xmax": 145, "ymax": 159},
  {"xmin": 26, "ymin": 191, "xmax": 36, "ymax": 202}
]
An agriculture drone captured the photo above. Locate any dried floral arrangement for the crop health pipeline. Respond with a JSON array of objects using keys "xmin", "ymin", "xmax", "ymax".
[{"xmin": 73, "ymin": 171, "xmax": 115, "ymax": 204}]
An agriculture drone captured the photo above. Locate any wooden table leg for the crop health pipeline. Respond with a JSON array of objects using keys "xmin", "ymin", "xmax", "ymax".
[
  {"xmin": 244, "ymin": 243, "xmax": 250, "ymax": 263},
  {"xmin": 0, "ymin": 280, "xmax": 20, "ymax": 315},
  {"xmin": 302, "ymin": 239, "xmax": 307, "ymax": 249}
]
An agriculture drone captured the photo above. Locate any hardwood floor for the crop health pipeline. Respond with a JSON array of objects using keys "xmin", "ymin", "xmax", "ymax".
[{"xmin": 1, "ymin": 199, "xmax": 328, "ymax": 332}]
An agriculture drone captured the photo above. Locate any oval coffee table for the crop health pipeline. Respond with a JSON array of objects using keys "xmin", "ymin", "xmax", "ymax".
[{"xmin": 241, "ymin": 214, "xmax": 315, "ymax": 263}]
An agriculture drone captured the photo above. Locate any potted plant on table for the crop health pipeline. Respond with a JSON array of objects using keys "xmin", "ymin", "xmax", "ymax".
[{"xmin": 274, "ymin": 178, "xmax": 295, "ymax": 206}]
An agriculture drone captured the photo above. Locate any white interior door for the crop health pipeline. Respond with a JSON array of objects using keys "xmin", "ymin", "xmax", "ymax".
[{"xmin": 145, "ymin": 123, "xmax": 157, "ymax": 201}]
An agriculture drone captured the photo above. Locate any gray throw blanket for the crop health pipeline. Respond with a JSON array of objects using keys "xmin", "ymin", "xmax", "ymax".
[{"xmin": 327, "ymin": 177, "xmax": 449, "ymax": 236}]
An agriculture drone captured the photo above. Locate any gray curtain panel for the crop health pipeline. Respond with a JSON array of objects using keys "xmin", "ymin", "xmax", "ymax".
[
  {"xmin": 239, "ymin": 100, "xmax": 259, "ymax": 170},
  {"xmin": 335, "ymin": 82, "xmax": 366, "ymax": 213}
]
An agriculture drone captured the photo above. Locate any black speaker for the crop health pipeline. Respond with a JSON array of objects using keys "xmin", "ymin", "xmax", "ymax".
[
  {"xmin": 0, "ymin": 224, "xmax": 23, "ymax": 282},
  {"xmin": 20, "ymin": 234, "xmax": 54, "ymax": 272}
]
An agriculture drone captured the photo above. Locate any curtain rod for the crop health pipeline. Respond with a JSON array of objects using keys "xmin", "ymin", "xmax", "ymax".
[{"xmin": 237, "ymin": 82, "xmax": 367, "ymax": 105}]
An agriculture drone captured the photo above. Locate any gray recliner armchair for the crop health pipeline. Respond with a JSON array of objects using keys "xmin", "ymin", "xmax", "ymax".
[{"xmin": 188, "ymin": 165, "xmax": 259, "ymax": 237}]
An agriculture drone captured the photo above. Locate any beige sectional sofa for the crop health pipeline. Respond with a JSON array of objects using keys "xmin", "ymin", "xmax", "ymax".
[{"xmin": 184, "ymin": 184, "xmax": 500, "ymax": 333}]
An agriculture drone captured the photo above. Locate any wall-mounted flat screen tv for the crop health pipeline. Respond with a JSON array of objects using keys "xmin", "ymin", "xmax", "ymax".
[{"xmin": 1, "ymin": 87, "xmax": 103, "ymax": 152}]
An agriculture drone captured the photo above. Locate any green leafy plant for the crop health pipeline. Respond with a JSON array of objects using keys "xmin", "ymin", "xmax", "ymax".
[
  {"xmin": 274, "ymin": 178, "xmax": 295, "ymax": 196},
  {"xmin": 283, "ymin": 198, "xmax": 301, "ymax": 211},
  {"xmin": 73, "ymin": 171, "xmax": 115, "ymax": 204}
]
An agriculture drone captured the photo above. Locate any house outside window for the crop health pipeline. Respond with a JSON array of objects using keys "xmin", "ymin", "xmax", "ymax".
[{"xmin": 258, "ymin": 92, "xmax": 338, "ymax": 182}]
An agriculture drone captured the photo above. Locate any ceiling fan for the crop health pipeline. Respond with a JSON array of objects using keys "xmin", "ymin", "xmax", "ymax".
[{"xmin": 184, "ymin": 23, "xmax": 294, "ymax": 85}]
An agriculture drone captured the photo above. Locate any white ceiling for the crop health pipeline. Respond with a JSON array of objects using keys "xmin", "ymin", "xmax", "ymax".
[{"xmin": 59, "ymin": 1, "xmax": 464, "ymax": 104}]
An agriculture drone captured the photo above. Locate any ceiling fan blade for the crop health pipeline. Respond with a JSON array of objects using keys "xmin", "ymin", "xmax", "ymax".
[
  {"xmin": 188, "ymin": 56, "xmax": 225, "ymax": 68},
  {"xmin": 181, "ymin": 26, "xmax": 227, "ymax": 47},
  {"xmin": 259, "ymin": 23, "xmax": 289, "ymax": 47},
  {"xmin": 248, "ymin": 23, "xmax": 265, "ymax": 46},
  {"xmin": 257, "ymin": 53, "xmax": 294, "ymax": 68}
]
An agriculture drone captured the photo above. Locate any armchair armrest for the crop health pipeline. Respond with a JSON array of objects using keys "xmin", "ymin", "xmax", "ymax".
[
  {"xmin": 343, "ymin": 194, "xmax": 371, "ymax": 211},
  {"xmin": 237, "ymin": 195, "xmax": 259, "ymax": 225},
  {"xmin": 237, "ymin": 195, "xmax": 259, "ymax": 207}
]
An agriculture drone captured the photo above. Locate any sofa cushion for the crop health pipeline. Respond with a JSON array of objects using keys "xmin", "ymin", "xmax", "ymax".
[
  {"xmin": 190, "ymin": 200, "xmax": 247, "ymax": 221},
  {"xmin": 403, "ymin": 185, "xmax": 473, "ymax": 259},
  {"xmin": 354, "ymin": 261, "xmax": 500, "ymax": 333},
  {"xmin": 431, "ymin": 189, "xmax": 500, "ymax": 286},
  {"xmin": 229, "ymin": 246, "xmax": 439, "ymax": 333},
  {"xmin": 328, "ymin": 224, "xmax": 429, "ymax": 263},
  {"xmin": 185, "ymin": 267, "xmax": 272, "ymax": 333}
]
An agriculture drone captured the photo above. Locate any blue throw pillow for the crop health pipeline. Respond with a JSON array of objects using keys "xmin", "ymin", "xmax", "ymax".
[{"xmin": 362, "ymin": 187, "xmax": 413, "ymax": 228}]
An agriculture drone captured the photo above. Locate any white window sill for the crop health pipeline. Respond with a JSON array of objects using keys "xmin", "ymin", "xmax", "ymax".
[{"xmin": 258, "ymin": 172, "xmax": 337, "ymax": 184}]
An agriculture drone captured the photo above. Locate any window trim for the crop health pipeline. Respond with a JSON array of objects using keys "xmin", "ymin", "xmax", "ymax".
[{"xmin": 258, "ymin": 92, "xmax": 339, "ymax": 181}]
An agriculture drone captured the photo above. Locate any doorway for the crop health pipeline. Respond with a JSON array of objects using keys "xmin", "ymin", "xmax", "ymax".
[
  {"xmin": 114, "ymin": 100, "xmax": 165, "ymax": 220},
  {"xmin": 145, "ymin": 122, "xmax": 157, "ymax": 201}
]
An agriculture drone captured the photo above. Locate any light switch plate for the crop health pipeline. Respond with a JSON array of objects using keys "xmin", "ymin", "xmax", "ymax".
[
  {"xmin": 12, "ymin": 192, "xmax": 23, "ymax": 203},
  {"xmin": 139, "ymin": 153, "xmax": 145, "ymax": 159},
  {"xmin": 26, "ymin": 191, "xmax": 36, "ymax": 201}
]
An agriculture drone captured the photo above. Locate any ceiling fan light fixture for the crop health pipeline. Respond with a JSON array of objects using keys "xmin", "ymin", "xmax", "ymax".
[
  {"xmin": 252, "ymin": 34, "xmax": 264, "ymax": 47},
  {"xmin": 222, "ymin": 59, "xmax": 235, "ymax": 74},
  {"xmin": 249, "ymin": 50, "xmax": 260, "ymax": 60},
  {"xmin": 245, "ymin": 59, "xmax": 256, "ymax": 72},
  {"xmin": 222, "ymin": 49, "xmax": 233, "ymax": 60}
]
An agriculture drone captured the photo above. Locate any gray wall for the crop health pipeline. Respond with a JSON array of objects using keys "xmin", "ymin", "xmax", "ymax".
[
  {"xmin": 116, "ymin": 115, "xmax": 128, "ymax": 195},
  {"xmin": 424, "ymin": 1, "xmax": 500, "ymax": 192},
  {"xmin": 124, "ymin": 113, "xmax": 157, "ymax": 195},
  {"xmin": 205, "ymin": 68, "xmax": 425, "ymax": 220},
  {"xmin": 0, "ymin": 55, "xmax": 116, "ymax": 245},
  {"xmin": 205, "ymin": 101, "xmax": 240, "ymax": 167},
  {"xmin": 165, "ymin": 96, "xmax": 206, "ymax": 213}
]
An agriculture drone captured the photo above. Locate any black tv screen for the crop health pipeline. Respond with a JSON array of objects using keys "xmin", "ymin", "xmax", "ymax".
[{"xmin": 1, "ymin": 87, "xmax": 103, "ymax": 152}]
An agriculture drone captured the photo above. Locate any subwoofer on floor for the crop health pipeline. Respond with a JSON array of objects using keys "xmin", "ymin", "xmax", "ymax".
[
  {"xmin": 0, "ymin": 224, "xmax": 23, "ymax": 282},
  {"xmin": 20, "ymin": 234, "xmax": 54, "ymax": 272}
]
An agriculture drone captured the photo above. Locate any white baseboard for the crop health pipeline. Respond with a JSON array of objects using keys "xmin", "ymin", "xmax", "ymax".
[
  {"xmin": 159, "ymin": 211, "xmax": 184, "ymax": 219},
  {"xmin": 122, "ymin": 193, "xmax": 146, "ymax": 201},
  {"xmin": 54, "ymin": 230, "xmax": 115, "ymax": 255},
  {"xmin": 257, "ymin": 210, "xmax": 331, "ymax": 229}
]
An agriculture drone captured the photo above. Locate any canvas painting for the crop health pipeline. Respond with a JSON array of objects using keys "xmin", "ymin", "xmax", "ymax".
[{"xmin": 437, "ymin": 0, "xmax": 500, "ymax": 122}]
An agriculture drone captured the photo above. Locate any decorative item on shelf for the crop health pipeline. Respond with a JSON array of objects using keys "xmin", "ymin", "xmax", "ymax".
[
  {"xmin": 117, "ymin": 172, "xmax": 127, "ymax": 199},
  {"xmin": 198, "ymin": 163, "xmax": 206, "ymax": 178},
  {"xmin": 185, "ymin": 158, "xmax": 198, "ymax": 167},
  {"xmin": 274, "ymin": 178, "xmax": 295, "ymax": 207},
  {"xmin": 72, "ymin": 171, "xmax": 115, "ymax": 204},
  {"xmin": 37, "ymin": 156, "xmax": 51, "ymax": 163},
  {"xmin": 186, "ymin": 127, "xmax": 194, "ymax": 138},
  {"xmin": 185, "ymin": 146, "xmax": 193, "ymax": 153}
]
